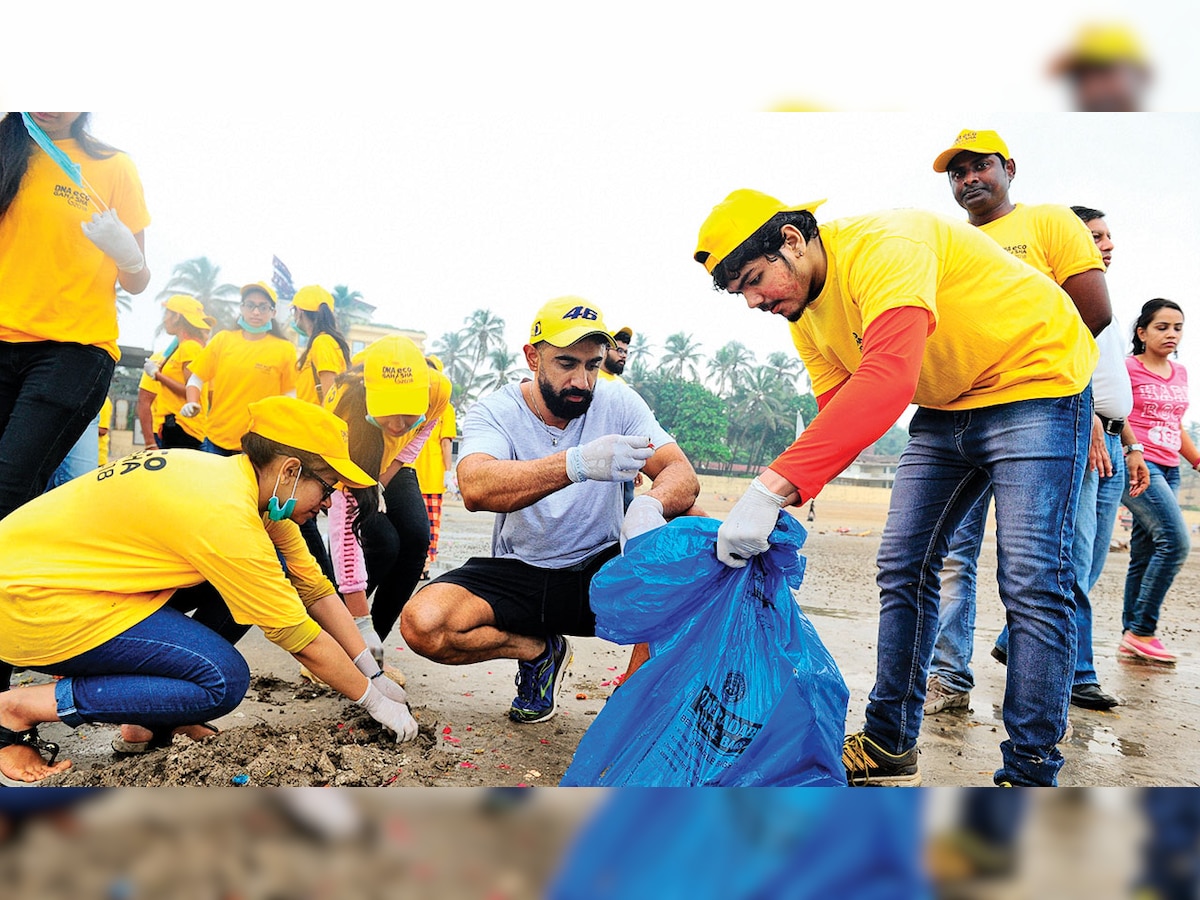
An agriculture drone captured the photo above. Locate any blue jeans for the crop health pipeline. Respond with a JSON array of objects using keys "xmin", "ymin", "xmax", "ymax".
[
  {"xmin": 45, "ymin": 409, "xmax": 101, "ymax": 490},
  {"xmin": 1121, "ymin": 460, "xmax": 1189, "ymax": 636},
  {"xmin": 929, "ymin": 489, "xmax": 991, "ymax": 693},
  {"xmin": 45, "ymin": 605, "xmax": 250, "ymax": 730},
  {"xmin": 0, "ymin": 341, "xmax": 114, "ymax": 520},
  {"xmin": 200, "ymin": 437, "xmax": 240, "ymax": 457},
  {"xmin": 865, "ymin": 390, "xmax": 1089, "ymax": 786},
  {"xmin": 994, "ymin": 430, "xmax": 1128, "ymax": 685}
]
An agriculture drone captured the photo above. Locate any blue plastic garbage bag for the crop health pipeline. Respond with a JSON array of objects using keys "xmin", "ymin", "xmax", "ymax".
[
  {"xmin": 547, "ymin": 791, "xmax": 931, "ymax": 900},
  {"xmin": 561, "ymin": 512, "xmax": 848, "ymax": 786}
]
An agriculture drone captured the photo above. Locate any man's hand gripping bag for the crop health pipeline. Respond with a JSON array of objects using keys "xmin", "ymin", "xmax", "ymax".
[{"xmin": 562, "ymin": 513, "xmax": 849, "ymax": 786}]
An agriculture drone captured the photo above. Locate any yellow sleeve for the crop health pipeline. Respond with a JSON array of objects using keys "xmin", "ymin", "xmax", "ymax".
[
  {"xmin": 790, "ymin": 322, "xmax": 850, "ymax": 397},
  {"xmin": 264, "ymin": 516, "xmax": 339, "ymax": 607},
  {"xmin": 1042, "ymin": 208, "xmax": 1106, "ymax": 284},
  {"xmin": 187, "ymin": 335, "xmax": 220, "ymax": 382},
  {"xmin": 846, "ymin": 236, "xmax": 940, "ymax": 333},
  {"xmin": 260, "ymin": 621, "xmax": 322, "ymax": 654},
  {"xmin": 309, "ymin": 334, "xmax": 348, "ymax": 376}
]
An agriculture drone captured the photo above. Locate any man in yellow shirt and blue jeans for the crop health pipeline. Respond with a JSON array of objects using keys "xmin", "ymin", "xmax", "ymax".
[{"xmin": 695, "ymin": 189, "xmax": 1105, "ymax": 785}]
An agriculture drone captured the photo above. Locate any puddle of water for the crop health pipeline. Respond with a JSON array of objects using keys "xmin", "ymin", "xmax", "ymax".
[{"xmin": 1076, "ymin": 724, "xmax": 1146, "ymax": 759}]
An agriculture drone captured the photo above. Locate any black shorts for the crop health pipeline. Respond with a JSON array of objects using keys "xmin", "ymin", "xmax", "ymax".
[{"xmin": 429, "ymin": 544, "xmax": 620, "ymax": 638}]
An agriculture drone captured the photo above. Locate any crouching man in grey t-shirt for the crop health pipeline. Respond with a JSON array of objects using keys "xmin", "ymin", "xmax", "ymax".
[{"xmin": 400, "ymin": 297, "xmax": 701, "ymax": 724}]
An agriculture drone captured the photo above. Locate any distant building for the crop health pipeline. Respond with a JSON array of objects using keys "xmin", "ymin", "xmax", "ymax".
[{"xmin": 832, "ymin": 453, "xmax": 899, "ymax": 488}]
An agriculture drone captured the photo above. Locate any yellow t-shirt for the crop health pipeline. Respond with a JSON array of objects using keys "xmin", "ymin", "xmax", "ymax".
[
  {"xmin": 0, "ymin": 137, "xmax": 151, "ymax": 362},
  {"xmin": 597, "ymin": 369, "xmax": 626, "ymax": 384},
  {"xmin": 0, "ymin": 452, "xmax": 327, "ymax": 667},
  {"xmin": 157, "ymin": 337, "xmax": 208, "ymax": 440},
  {"xmin": 188, "ymin": 330, "xmax": 298, "ymax": 450},
  {"xmin": 789, "ymin": 209, "xmax": 1098, "ymax": 411},
  {"xmin": 139, "ymin": 352, "xmax": 167, "ymax": 438},
  {"xmin": 295, "ymin": 333, "xmax": 348, "ymax": 406},
  {"xmin": 412, "ymin": 402, "xmax": 457, "ymax": 493},
  {"xmin": 979, "ymin": 203, "xmax": 1104, "ymax": 284},
  {"xmin": 96, "ymin": 396, "xmax": 113, "ymax": 466}
]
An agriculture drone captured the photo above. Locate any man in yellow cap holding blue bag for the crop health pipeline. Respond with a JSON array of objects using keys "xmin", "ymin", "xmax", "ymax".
[{"xmin": 693, "ymin": 188, "xmax": 1103, "ymax": 787}]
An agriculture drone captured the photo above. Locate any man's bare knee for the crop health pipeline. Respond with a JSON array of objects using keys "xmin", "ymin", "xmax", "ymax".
[{"xmin": 400, "ymin": 587, "xmax": 457, "ymax": 659}]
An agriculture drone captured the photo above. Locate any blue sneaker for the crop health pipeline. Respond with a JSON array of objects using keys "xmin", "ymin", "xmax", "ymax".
[{"xmin": 510, "ymin": 635, "xmax": 573, "ymax": 723}]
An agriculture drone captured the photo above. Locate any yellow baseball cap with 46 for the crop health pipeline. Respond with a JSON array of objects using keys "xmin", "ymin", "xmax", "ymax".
[
  {"xmin": 694, "ymin": 189, "xmax": 826, "ymax": 275},
  {"xmin": 530, "ymin": 297, "xmax": 616, "ymax": 349}
]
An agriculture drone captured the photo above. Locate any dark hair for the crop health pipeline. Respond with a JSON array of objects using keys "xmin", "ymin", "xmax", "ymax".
[
  {"xmin": 1, "ymin": 113, "xmax": 117, "ymax": 219},
  {"xmin": 241, "ymin": 432, "xmax": 332, "ymax": 477},
  {"xmin": 1131, "ymin": 298, "xmax": 1184, "ymax": 355},
  {"xmin": 709, "ymin": 210, "xmax": 820, "ymax": 291},
  {"xmin": 1071, "ymin": 205, "xmax": 1106, "ymax": 223},
  {"xmin": 331, "ymin": 367, "xmax": 382, "ymax": 541},
  {"xmin": 296, "ymin": 305, "xmax": 351, "ymax": 371}
]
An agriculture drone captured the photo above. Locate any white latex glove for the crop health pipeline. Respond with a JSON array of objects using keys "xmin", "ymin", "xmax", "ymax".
[
  {"xmin": 620, "ymin": 495, "xmax": 666, "ymax": 552},
  {"xmin": 355, "ymin": 681, "xmax": 418, "ymax": 742},
  {"xmin": 716, "ymin": 477, "xmax": 788, "ymax": 568},
  {"xmin": 354, "ymin": 615, "xmax": 384, "ymax": 668},
  {"xmin": 179, "ymin": 402, "xmax": 201, "ymax": 418},
  {"xmin": 143, "ymin": 359, "xmax": 160, "ymax": 380},
  {"xmin": 81, "ymin": 209, "xmax": 144, "ymax": 273},
  {"xmin": 566, "ymin": 434, "xmax": 654, "ymax": 483},
  {"xmin": 353, "ymin": 648, "xmax": 408, "ymax": 704},
  {"xmin": 443, "ymin": 471, "xmax": 456, "ymax": 493}
]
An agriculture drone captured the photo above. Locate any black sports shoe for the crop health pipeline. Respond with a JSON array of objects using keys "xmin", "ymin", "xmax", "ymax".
[
  {"xmin": 1070, "ymin": 683, "xmax": 1119, "ymax": 710},
  {"xmin": 509, "ymin": 635, "xmax": 573, "ymax": 723},
  {"xmin": 990, "ymin": 645, "xmax": 1007, "ymax": 666},
  {"xmin": 842, "ymin": 732, "xmax": 921, "ymax": 786}
]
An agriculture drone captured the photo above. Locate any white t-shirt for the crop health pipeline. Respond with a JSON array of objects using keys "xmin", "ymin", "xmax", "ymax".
[
  {"xmin": 460, "ymin": 380, "xmax": 675, "ymax": 568},
  {"xmin": 1091, "ymin": 316, "xmax": 1134, "ymax": 421}
]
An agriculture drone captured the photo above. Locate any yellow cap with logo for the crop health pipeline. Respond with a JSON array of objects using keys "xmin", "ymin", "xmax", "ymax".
[
  {"xmin": 240, "ymin": 281, "xmax": 278, "ymax": 306},
  {"xmin": 694, "ymin": 190, "xmax": 826, "ymax": 275},
  {"xmin": 529, "ymin": 297, "xmax": 615, "ymax": 349},
  {"xmin": 354, "ymin": 335, "xmax": 431, "ymax": 418},
  {"xmin": 932, "ymin": 129, "xmax": 1011, "ymax": 173},
  {"xmin": 246, "ymin": 396, "xmax": 376, "ymax": 488}
]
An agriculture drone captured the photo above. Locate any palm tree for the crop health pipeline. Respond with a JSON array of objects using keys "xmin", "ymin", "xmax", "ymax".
[
  {"xmin": 328, "ymin": 284, "xmax": 376, "ymax": 333},
  {"xmin": 629, "ymin": 331, "xmax": 654, "ymax": 365},
  {"xmin": 155, "ymin": 257, "xmax": 240, "ymax": 330},
  {"xmin": 462, "ymin": 309, "xmax": 507, "ymax": 370},
  {"xmin": 707, "ymin": 341, "xmax": 756, "ymax": 397},
  {"xmin": 764, "ymin": 351, "xmax": 807, "ymax": 392},
  {"xmin": 660, "ymin": 332, "xmax": 703, "ymax": 381},
  {"xmin": 482, "ymin": 347, "xmax": 526, "ymax": 392}
]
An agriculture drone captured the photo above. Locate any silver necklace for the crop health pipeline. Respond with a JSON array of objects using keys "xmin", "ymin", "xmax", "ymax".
[{"xmin": 527, "ymin": 382, "xmax": 581, "ymax": 446}]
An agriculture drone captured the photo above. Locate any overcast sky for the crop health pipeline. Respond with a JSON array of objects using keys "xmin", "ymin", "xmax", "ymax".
[{"xmin": 5, "ymin": 2, "xmax": 1198, "ymax": 418}]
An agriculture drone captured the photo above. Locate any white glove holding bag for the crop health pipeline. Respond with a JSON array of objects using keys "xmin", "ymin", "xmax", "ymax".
[
  {"xmin": 81, "ymin": 209, "xmax": 145, "ymax": 273},
  {"xmin": 179, "ymin": 402, "xmax": 201, "ymax": 418},
  {"xmin": 354, "ymin": 615, "xmax": 384, "ymax": 668},
  {"xmin": 443, "ymin": 471, "xmax": 456, "ymax": 494},
  {"xmin": 566, "ymin": 434, "xmax": 654, "ymax": 483},
  {"xmin": 716, "ymin": 477, "xmax": 788, "ymax": 568},
  {"xmin": 355, "ymin": 681, "xmax": 418, "ymax": 742},
  {"xmin": 620, "ymin": 495, "xmax": 666, "ymax": 552}
]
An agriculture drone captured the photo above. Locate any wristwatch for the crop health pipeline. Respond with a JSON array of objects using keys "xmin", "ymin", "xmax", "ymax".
[{"xmin": 1123, "ymin": 443, "xmax": 1144, "ymax": 456}]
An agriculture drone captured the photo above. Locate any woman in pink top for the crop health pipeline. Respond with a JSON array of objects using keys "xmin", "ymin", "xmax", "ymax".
[{"xmin": 1120, "ymin": 298, "xmax": 1196, "ymax": 664}]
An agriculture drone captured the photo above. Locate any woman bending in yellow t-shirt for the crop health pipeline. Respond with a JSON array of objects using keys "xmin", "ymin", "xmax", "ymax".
[{"xmin": 143, "ymin": 295, "xmax": 215, "ymax": 450}]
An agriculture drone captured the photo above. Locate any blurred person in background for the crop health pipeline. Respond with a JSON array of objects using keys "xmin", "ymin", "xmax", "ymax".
[
  {"xmin": 1051, "ymin": 22, "xmax": 1151, "ymax": 112},
  {"xmin": 408, "ymin": 355, "xmax": 457, "ymax": 581},
  {"xmin": 182, "ymin": 281, "xmax": 296, "ymax": 456},
  {"xmin": 142, "ymin": 295, "xmax": 215, "ymax": 450},
  {"xmin": 1119, "ymin": 298, "xmax": 1193, "ymax": 666},
  {"xmin": 289, "ymin": 284, "xmax": 352, "ymax": 583},
  {"xmin": 0, "ymin": 111, "xmax": 151, "ymax": 696},
  {"xmin": 0, "ymin": 397, "xmax": 415, "ymax": 783},
  {"xmin": 324, "ymin": 336, "xmax": 451, "ymax": 670},
  {"xmin": 137, "ymin": 350, "xmax": 165, "ymax": 449}
]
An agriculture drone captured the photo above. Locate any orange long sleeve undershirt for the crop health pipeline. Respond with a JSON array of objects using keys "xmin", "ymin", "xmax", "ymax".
[{"xmin": 768, "ymin": 305, "xmax": 930, "ymax": 503}]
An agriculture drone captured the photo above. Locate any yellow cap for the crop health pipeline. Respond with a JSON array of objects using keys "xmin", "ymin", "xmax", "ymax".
[
  {"xmin": 425, "ymin": 354, "xmax": 444, "ymax": 373},
  {"xmin": 612, "ymin": 326, "xmax": 633, "ymax": 343},
  {"xmin": 694, "ymin": 190, "xmax": 826, "ymax": 275},
  {"xmin": 241, "ymin": 281, "xmax": 278, "ymax": 306},
  {"xmin": 163, "ymin": 294, "xmax": 216, "ymax": 331},
  {"xmin": 1051, "ymin": 22, "xmax": 1148, "ymax": 74},
  {"xmin": 246, "ymin": 396, "xmax": 376, "ymax": 488},
  {"xmin": 354, "ymin": 335, "xmax": 431, "ymax": 418},
  {"xmin": 932, "ymin": 129, "xmax": 1011, "ymax": 173},
  {"xmin": 529, "ymin": 297, "xmax": 615, "ymax": 348},
  {"xmin": 291, "ymin": 285, "xmax": 334, "ymax": 314}
]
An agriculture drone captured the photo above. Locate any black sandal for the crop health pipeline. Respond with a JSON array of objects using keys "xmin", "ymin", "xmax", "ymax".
[{"xmin": 0, "ymin": 724, "xmax": 60, "ymax": 765}]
